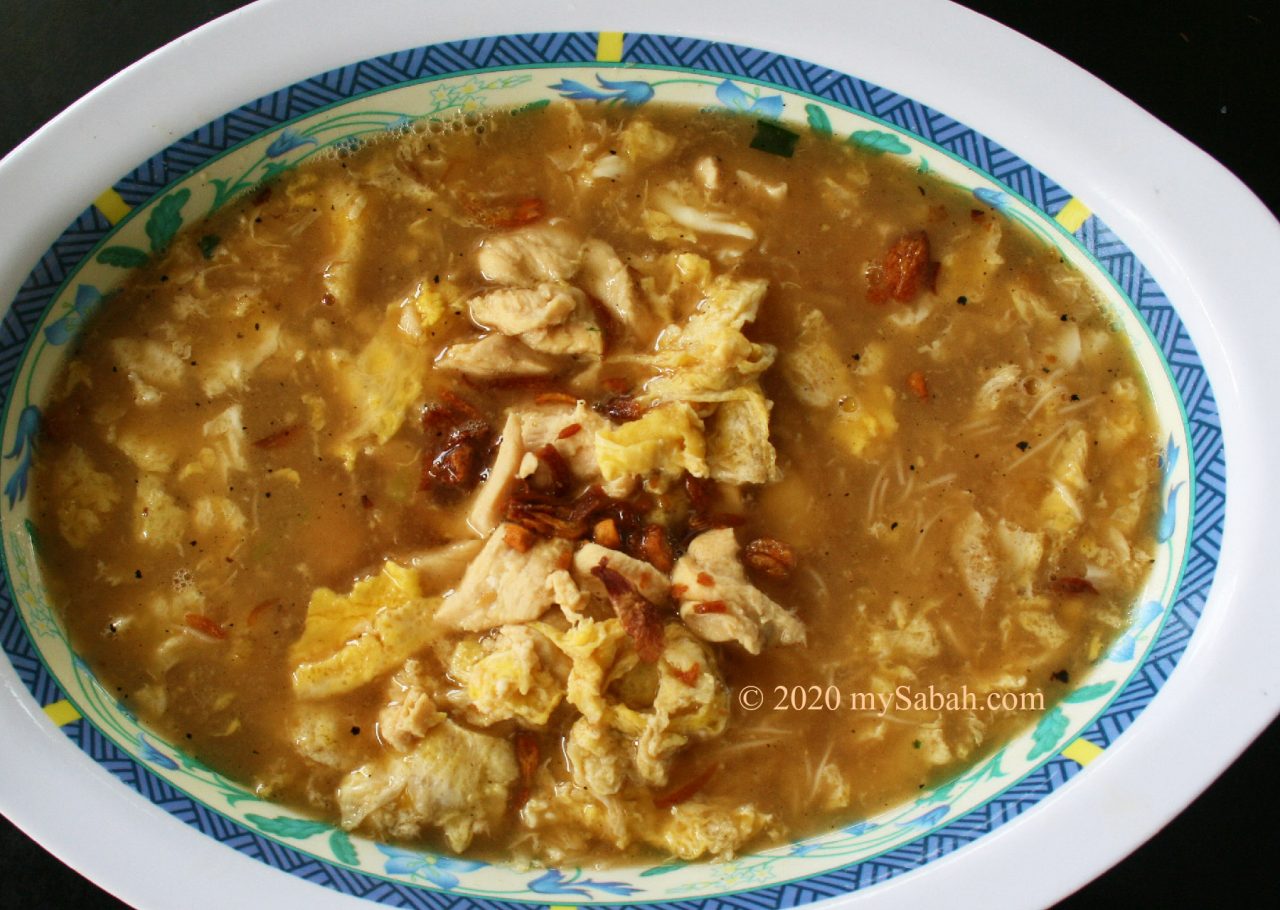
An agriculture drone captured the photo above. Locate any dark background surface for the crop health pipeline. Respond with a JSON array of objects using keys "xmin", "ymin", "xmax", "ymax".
[{"xmin": 0, "ymin": 0, "xmax": 1276, "ymax": 907}]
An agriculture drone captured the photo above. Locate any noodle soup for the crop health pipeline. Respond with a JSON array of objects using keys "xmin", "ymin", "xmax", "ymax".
[{"xmin": 30, "ymin": 102, "xmax": 1159, "ymax": 863}]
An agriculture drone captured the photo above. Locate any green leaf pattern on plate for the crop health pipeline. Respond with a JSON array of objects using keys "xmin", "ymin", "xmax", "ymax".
[
  {"xmin": 848, "ymin": 129, "xmax": 911, "ymax": 155},
  {"xmin": 97, "ymin": 245, "xmax": 151, "ymax": 268},
  {"xmin": 804, "ymin": 103, "xmax": 832, "ymax": 137},
  {"xmin": 145, "ymin": 189, "xmax": 191, "ymax": 254}
]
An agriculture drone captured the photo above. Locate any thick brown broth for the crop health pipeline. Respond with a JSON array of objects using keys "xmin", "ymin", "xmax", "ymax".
[{"xmin": 31, "ymin": 102, "xmax": 1159, "ymax": 863}]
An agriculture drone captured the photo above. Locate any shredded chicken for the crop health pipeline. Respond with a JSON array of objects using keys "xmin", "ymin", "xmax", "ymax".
[{"xmin": 673, "ymin": 529, "xmax": 806, "ymax": 654}]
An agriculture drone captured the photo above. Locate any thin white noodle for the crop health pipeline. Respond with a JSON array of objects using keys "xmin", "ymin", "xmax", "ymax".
[
  {"xmin": 286, "ymin": 210, "xmax": 321, "ymax": 238},
  {"xmin": 1050, "ymin": 479, "xmax": 1084, "ymax": 520},
  {"xmin": 909, "ymin": 505, "xmax": 951, "ymax": 561},
  {"xmin": 705, "ymin": 739, "xmax": 786, "ymax": 757},
  {"xmin": 866, "ymin": 460, "xmax": 889, "ymax": 525},
  {"xmin": 806, "ymin": 737, "xmax": 839, "ymax": 805},
  {"xmin": 955, "ymin": 416, "xmax": 1001, "ymax": 437},
  {"xmin": 918, "ymin": 472, "xmax": 957, "ymax": 491},
  {"xmin": 1057, "ymin": 394, "xmax": 1097, "ymax": 415},
  {"xmin": 801, "ymin": 565, "xmax": 830, "ymax": 604},
  {"xmin": 1022, "ymin": 369, "xmax": 1066, "ymax": 424},
  {"xmin": 1004, "ymin": 421, "xmax": 1070, "ymax": 473},
  {"xmin": 896, "ymin": 469, "xmax": 915, "ymax": 506}
]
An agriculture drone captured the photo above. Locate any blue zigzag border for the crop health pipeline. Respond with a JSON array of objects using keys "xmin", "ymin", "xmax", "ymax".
[{"xmin": 0, "ymin": 30, "xmax": 1224, "ymax": 909}]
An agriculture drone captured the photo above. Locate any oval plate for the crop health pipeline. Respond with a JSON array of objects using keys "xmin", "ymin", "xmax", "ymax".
[{"xmin": 0, "ymin": 2, "xmax": 1277, "ymax": 909}]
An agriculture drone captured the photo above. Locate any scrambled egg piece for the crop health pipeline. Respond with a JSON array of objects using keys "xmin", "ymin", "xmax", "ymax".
[
  {"xmin": 1017, "ymin": 606, "xmax": 1069, "ymax": 650},
  {"xmin": 952, "ymin": 510, "xmax": 998, "ymax": 609},
  {"xmin": 317, "ymin": 184, "xmax": 367, "ymax": 308},
  {"xmin": 1096, "ymin": 378, "xmax": 1144, "ymax": 452},
  {"xmin": 595, "ymin": 401, "xmax": 707, "ymax": 489},
  {"xmin": 291, "ymin": 704, "xmax": 359, "ymax": 769},
  {"xmin": 114, "ymin": 429, "xmax": 177, "ymax": 474},
  {"xmin": 134, "ymin": 474, "xmax": 185, "ymax": 548},
  {"xmin": 937, "ymin": 217, "xmax": 1004, "ymax": 304},
  {"xmin": 643, "ymin": 274, "xmax": 776, "ymax": 401},
  {"xmin": 337, "ymin": 718, "xmax": 516, "ymax": 851},
  {"xmin": 830, "ymin": 386, "xmax": 898, "ymax": 458},
  {"xmin": 410, "ymin": 281, "xmax": 448, "ymax": 327},
  {"xmin": 995, "ymin": 519, "xmax": 1044, "ymax": 595},
  {"xmin": 518, "ymin": 777, "xmax": 637, "ymax": 861},
  {"xmin": 519, "ymin": 775, "xmax": 770, "ymax": 862},
  {"xmin": 290, "ymin": 561, "xmax": 442, "ymax": 699},
  {"xmin": 50, "ymin": 445, "xmax": 119, "ymax": 548},
  {"xmin": 826, "ymin": 340, "xmax": 899, "ymax": 459},
  {"xmin": 566, "ymin": 717, "xmax": 632, "ymax": 797},
  {"xmin": 705, "ymin": 384, "xmax": 780, "ymax": 485},
  {"xmin": 868, "ymin": 609, "xmax": 941, "ymax": 660},
  {"xmin": 635, "ymin": 251, "xmax": 712, "ymax": 323},
  {"xmin": 618, "ymin": 118, "xmax": 677, "ymax": 167},
  {"xmin": 110, "ymin": 334, "xmax": 189, "ymax": 405},
  {"xmin": 780, "ymin": 309, "xmax": 849, "ymax": 409},
  {"xmin": 378, "ymin": 659, "xmax": 447, "ymax": 752},
  {"xmin": 541, "ymin": 619, "xmax": 729, "ymax": 786},
  {"xmin": 199, "ymin": 320, "xmax": 282, "ymax": 399},
  {"xmin": 537, "ymin": 617, "xmax": 638, "ymax": 725},
  {"xmin": 1041, "ymin": 426, "xmax": 1089, "ymax": 535},
  {"xmin": 329, "ymin": 297, "xmax": 440, "ymax": 468},
  {"xmin": 611, "ymin": 625, "xmax": 730, "ymax": 786},
  {"xmin": 448, "ymin": 624, "xmax": 565, "ymax": 728},
  {"xmin": 178, "ymin": 405, "xmax": 248, "ymax": 485},
  {"xmin": 647, "ymin": 799, "xmax": 775, "ymax": 861}
]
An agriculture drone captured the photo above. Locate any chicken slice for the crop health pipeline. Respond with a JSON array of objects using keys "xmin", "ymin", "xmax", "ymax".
[
  {"xmin": 403, "ymin": 539, "xmax": 485, "ymax": 592},
  {"xmin": 476, "ymin": 221, "xmax": 583, "ymax": 285},
  {"xmin": 469, "ymin": 282, "xmax": 580, "ymax": 335},
  {"xmin": 469, "ymin": 402, "xmax": 632, "ymax": 534},
  {"xmin": 673, "ymin": 528, "xmax": 805, "ymax": 654},
  {"xmin": 468, "ymin": 412, "xmax": 525, "ymax": 536},
  {"xmin": 520, "ymin": 295, "xmax": 604, "ymax": 357},
  {"xmin": 579, "ymin": 239, "xmax": 640, "ymax": 328},
  {"xmin": 337, "ymin": 718, "xmax": 516, "ymax": 851},
  {"xmin": 435, "ymin": 333, "xmax": 559, "ymax": 379},
  {"xmin": 574, "ymin": 542, "xmax": 670, "ymax": 605},
  {"xmin": 435, "ymin": 526, "xmax": 577, "ymax": 631},
  {"xmin": 520, "ymin": 401, "xmax": 602, "ymax": 473}
]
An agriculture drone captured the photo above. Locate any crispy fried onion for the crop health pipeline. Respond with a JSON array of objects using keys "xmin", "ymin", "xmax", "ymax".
[
  {"xmin": 421, "ymin": 391, "xmax": 493, "ymax": 492},
  {"xmin": 590, "ymin": 559, "xmax": 666, "ymax": 662}
]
